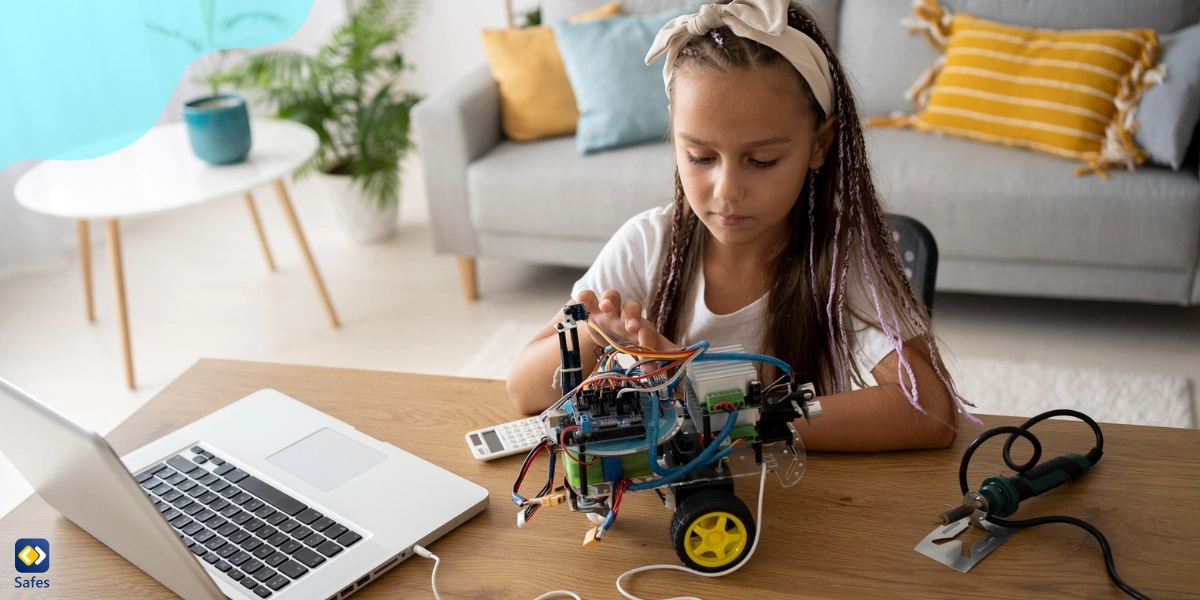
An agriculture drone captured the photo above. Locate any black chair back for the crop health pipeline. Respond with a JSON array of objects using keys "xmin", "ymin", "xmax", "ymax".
[{"xmin": 885, "ymin": 215, "xmax": 939, "ymax": 316}]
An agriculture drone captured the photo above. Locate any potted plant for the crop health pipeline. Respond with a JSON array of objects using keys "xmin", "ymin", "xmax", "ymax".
[
  {"xmin": 148, "ymin": 1, "xmax": 286, "ymax": 165},
  {"xmin": 219, "ymin": 0, "xmax": 423, "ymax": 243}
]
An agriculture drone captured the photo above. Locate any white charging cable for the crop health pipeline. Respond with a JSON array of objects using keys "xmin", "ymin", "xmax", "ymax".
[
  {"xmin": 413, "ymin": 463, "xmax": 768, "ymax": 600},
  {"xmin": 412, "ymin": 545, "xmax": 442, "ymax": 600},
  {"xmin": 532, "ymin": 591, "xmax": 583, "ymax": 600},
  {"xmin": 413, "ymin": 543, "xmax": 581, "ymax": 600},
  {"xmin": 614, "ymin": 462, "xmax": 768, "ymax": 600}
]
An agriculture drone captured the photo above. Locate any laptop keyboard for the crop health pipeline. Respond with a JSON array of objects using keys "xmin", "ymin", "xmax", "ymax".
[{"xmin": 135, "ymin": 445, "xmax": 364, "ymax": 598}]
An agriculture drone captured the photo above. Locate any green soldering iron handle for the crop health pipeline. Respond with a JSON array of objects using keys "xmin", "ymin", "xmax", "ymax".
[{"xmin": 979, "ymin": 453, "xmax": 1092, "ymax": 518}]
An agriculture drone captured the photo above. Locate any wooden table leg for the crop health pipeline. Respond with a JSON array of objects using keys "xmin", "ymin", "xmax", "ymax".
[
  {"xmin": 78, "ymin": 220, "xmax": 95, "ymax": 322},
  {"xmin": 105, "ymin": 219, "xmax": 135, "ymax": 389},
  {"xmin": 272, "ymin": 179, "xmax": 340, "ymax": 328},
  {"xmin": 457, "ymin": 256, "xmax": 479, "ymax": 302},
  {"xmin": 243, "ymin": 191, "xmax": 276, "ymax": 271}
]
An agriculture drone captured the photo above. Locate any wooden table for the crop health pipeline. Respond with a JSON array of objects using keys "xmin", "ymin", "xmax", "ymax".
[{"xmin": 2, "ymin": 359, "xmax": 1197, "ymax": 599}]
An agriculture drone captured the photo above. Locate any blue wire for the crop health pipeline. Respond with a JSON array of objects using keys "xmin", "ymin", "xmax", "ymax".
[
  {"xmin": 641, "ymin": 342, "xmax": 709, "ymax": 476},
  {"xmin": 694, "ymin": 351, "xmax": 791, "ymax": 373},
  {"xmin": 630, "ymin": 409, "xmax": 738, "ymax": 492},
  {"xmin": 646, "ymin": 398, "xmax": 673, "ymax": 476},
  {"xmin": 630, "ymin": 445, "xmax": 736, "ymax": 493},
  {"xmin": 607, "ymin": 418, "xmax": 737, "ymax": 531}
]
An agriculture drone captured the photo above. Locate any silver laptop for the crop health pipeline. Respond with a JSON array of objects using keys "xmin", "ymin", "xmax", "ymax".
[{"xmin": 0, "ymin": 377, "xmax": 488, "ymax": 599}]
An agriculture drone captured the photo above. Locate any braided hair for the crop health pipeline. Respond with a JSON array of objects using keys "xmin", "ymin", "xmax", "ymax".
[{"xmin": 648, "ymin": 1, "xmax": 973, "ymax": 419}]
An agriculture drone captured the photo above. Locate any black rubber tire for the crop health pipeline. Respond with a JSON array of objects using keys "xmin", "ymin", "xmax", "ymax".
[{"xmin": 669, "ymin": 489, "xmax": 756, "ymax": 573}]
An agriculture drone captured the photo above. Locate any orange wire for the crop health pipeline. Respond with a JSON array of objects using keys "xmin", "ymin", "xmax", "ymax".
[{"xmin": 587, "ymin": 319, "xmax": 695, "ymax": 360}]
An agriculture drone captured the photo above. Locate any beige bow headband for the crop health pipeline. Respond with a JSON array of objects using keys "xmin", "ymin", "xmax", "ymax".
[{"xmin": 645, "ymin": 0, "xmax": 836, "ymax": 116}]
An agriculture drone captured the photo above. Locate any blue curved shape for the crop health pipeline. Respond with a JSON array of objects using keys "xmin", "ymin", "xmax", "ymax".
[
  {"xmin": 694, "ymin": 351, "xmax": 791, "ymax": 374},
  {"xmin": 0, "ymin": 0, "xmax": 314, "ymax": 171},
  {"xmin": 627, "ymin": 410, "xmax": 738, "ymax": 493}
]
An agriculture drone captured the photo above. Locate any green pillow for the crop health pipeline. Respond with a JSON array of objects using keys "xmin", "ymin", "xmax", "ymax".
[{"xmin": 553, "ymin": 6, "xmax": 690, "ymax": 154}]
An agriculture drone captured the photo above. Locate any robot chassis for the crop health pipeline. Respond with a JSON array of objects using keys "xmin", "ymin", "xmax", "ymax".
[{"xmin": 510, "ymin": 303, "xmax": 823, "ymax": 572}]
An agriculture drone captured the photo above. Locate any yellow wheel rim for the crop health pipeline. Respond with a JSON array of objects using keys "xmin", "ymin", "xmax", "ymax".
[{"xmin": 683, "ymin": 511, "xmax": 748, "ymax": 568}]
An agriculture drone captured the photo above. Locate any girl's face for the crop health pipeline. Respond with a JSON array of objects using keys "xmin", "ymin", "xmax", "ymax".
[{"xmin": 672, "ymin": 63, "xmax": 836, "ymax": 253}]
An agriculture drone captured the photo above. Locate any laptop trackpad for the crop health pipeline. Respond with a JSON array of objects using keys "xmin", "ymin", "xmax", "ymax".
[{"xmin": 267, "ymin": 428, "xmax": 387, "ymax": 492}]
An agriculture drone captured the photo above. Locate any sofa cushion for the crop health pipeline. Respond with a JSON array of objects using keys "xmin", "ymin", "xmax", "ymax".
[
  {"xmin": 840, "ymin": 0, "xmax": 1200, "ymax": 118},
  {"xmin": 1136, "ymin": 23, "xmax": 1200, "ymax": 170},
  {"xmin": 554, "ymin": 6, "xmax": 688, "ymax": 154},
  {"xmin": 869, "ymin": 2, "xmax": 1163, "ymax": 175},
  {"xmin": 467, "ymin": 137, "xmax": 675, "ymax": 239},
  {"xmin": 865, "ymin": 128, "xmax": 1200, "ymax": 270},
  {"xmin": 480, "ymin": 2, "xmax": 621, "ymax": 142}
]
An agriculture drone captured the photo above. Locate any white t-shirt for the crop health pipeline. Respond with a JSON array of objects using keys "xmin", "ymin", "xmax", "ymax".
[{"xmin": 571, "ymin": 206, "xmax": 897, "ymax": 372}]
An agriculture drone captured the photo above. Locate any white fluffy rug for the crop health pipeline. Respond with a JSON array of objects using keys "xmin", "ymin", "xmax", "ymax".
[
  {"xmin": 950, "ymin": 357, "xmax": 1193, "ymax": 428},
  {"xmin": 458, "ymin": 320, "xmax": 548, "ymax": 381},
  {"xmin": 459, "ymin": 320, "xmax": 1194, "ymax": 429}
]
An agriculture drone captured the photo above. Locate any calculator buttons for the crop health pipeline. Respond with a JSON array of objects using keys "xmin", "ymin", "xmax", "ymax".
[{"xmin": 468, "ymin": 418, "xmax": 549, "ymax": 461}]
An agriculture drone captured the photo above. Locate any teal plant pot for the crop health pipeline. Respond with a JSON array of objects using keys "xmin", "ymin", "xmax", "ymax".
[{"xmin": 182, "ymin": 94, "xmax": 252, "ymax": 165}]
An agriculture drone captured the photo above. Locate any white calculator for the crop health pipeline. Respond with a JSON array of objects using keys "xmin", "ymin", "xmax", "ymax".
[{"xmin": 466, "ymin": 417, "xmax": 545, "ymax": 460}]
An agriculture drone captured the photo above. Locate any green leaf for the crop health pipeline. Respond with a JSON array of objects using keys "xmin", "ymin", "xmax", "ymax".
[{"xmin": 212, "ymin": 0, "xmax": 423, "ymax": 204}]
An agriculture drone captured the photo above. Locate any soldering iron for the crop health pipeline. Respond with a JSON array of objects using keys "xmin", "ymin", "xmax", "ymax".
[
  {"xmin": 940, "ymin": 409, "xmax": 1149, "ymax": 600},
  {"xmin": 939, "ymin": 409, "xmax": 1102, "ymax": 524}
]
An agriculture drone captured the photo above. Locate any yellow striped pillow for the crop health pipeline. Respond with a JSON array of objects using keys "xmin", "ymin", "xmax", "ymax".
[{"xmin": 869, "ymin": 0, "xmax": 1164, "ymax": 177}]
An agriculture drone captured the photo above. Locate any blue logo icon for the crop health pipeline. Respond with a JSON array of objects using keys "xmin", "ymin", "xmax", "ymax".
[{"xmin": 15, "ymin": 539, "xmax": 49, "ymax": 573}]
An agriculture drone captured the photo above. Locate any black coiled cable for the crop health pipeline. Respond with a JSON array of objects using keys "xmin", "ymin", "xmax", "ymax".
[{"xmin": 958, "ymin": 409, "xmax": 1149, "ymax": 600}]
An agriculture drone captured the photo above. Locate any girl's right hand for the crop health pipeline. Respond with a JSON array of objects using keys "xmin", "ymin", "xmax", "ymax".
[{"xmin": 573, "ymin": 289, "xmax": 680, "ymax": 352}]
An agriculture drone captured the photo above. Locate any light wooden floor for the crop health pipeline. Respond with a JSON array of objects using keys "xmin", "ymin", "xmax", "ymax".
[{"xmin": 1, "ymin": 160, "xmax": 1197, "ymax": 520}]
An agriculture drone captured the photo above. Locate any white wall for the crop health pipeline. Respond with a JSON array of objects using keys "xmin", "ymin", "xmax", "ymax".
[
  {"xmin": 336, "ymin": 0, "xmax": 518, "ymax": 225},
  {"xmin": 0, "ymin": 0, "xmax": 510, "ymax": 278},
  {"xmin": 0, "ymin": 0, "xmax": 352, "ymax": 279},
  {"xmin": 398, "ymin": 0, "xmax": 509, "ymax": 96}
]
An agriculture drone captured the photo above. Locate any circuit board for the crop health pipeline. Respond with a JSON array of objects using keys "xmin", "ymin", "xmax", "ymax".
[{"xmin": 568, "ymin": 386, "xmax": 645, "ymax": 444}]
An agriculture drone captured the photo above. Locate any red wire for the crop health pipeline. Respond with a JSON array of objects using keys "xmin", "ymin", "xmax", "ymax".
[
  {"xmin": 513, "ymin": 441, "xmax": 548, "ymax": 504},
  {"xmin": 517, "ymin": 444, "xmax": 556, "ymax": 522},
  {"xmin": 588, "ymin": 317, "xmax": 696, "ymax": 359},
  {"xmin": 560, "ymin": 425, "xmax": 597, "ymax": 466},
  {"xmin": 560, "ymin": 425, "xmax": 579, "ymax": 447},
  {"xmin": 612, "ymin": 478, "xmax": 630, "ymax": 514},
  {"xmin": 581, "ymin": 347, "xmax": 701, "ymax": 388}
]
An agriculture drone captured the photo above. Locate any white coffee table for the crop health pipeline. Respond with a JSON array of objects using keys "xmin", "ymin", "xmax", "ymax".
[{"xmin": 14, "ymin": 118, "xmax": 340, "ymax": 389}]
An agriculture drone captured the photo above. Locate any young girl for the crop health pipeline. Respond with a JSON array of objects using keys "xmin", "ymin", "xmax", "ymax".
[{"xmin": 507, "ymin": 0, "xmax": 973, "ymax": 451}]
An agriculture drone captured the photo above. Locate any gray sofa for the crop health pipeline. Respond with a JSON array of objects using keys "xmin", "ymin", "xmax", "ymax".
[{"xmin": 413, "ymin": 0, "xmax": 1200, "ymax": 305}]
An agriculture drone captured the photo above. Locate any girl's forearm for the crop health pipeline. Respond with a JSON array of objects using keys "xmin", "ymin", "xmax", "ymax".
[
  {"xmin": 793, "ymin": 382, "xmax": 958, "ymax": 451},
  {"xmin": 793, "ymin": 337, "xmax": 960, "ymax": 451},
  {"xmin": 506, "ymin": 325, "xmax": 601, "ymax": 414},
  {"xmin": 510, "ymin": 327, "xmax": 959, "ymax": 449}
]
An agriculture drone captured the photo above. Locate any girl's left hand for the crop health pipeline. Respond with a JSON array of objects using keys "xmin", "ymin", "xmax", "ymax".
[
  {"xmin": 577, "ymin": 289, "xmax": 681, "ymax": 352},
  {"xmin": 623, "ymin": 307, "xmax": 681, "ymax": 352},
  {"xmin": 604, "ymin": 297, "xmax": 681, "ymax": 352}
]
